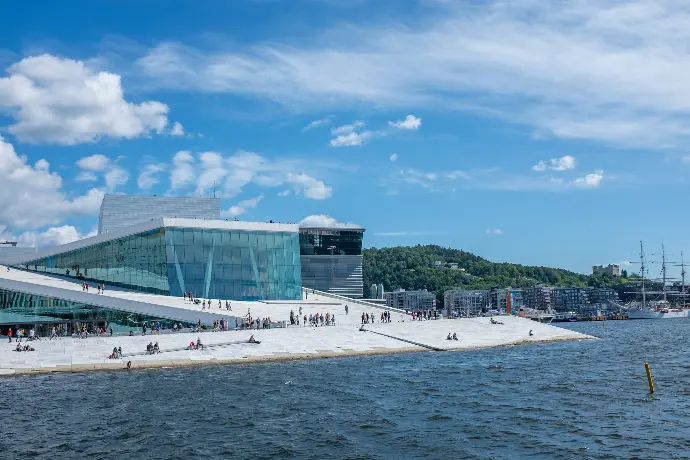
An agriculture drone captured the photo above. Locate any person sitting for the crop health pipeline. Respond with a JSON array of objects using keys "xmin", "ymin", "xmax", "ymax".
[
  {"xmin": 118, "ymin": 346, "xmax": 123, "ymax": 358},
  {"xmin": 153, "ymin": 342, "xmax": 160, "ymax": 354},
  {"xmin": 446, "ymin": 333, "xmax": 452, "ymax": 340},
  {"xmin": 452, "ymin": 332, "xmax": 458, "ymax": 341},
  {"xmin": 529, "ymin": 330, "xmax": 533, "ymax": 337},
  {"xmin": 196, "ymin": 338, "xmax": 204, "ymax": 350},
  {"xmin": 15, "ymin": 342, "xmax": 21, "ymax": 352},
  {"xmin": 248, "ymin": 335, "xmax": 260, "ymax": 344},
  {"xmin": 146, "ymin": 342, "xmax": 154, "ymax": 354}
]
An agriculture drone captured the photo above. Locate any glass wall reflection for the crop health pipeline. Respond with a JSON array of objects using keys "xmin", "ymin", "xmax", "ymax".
[{"xmin": 21, "ymin": 226, "xmax": 302, "ymax": 301}]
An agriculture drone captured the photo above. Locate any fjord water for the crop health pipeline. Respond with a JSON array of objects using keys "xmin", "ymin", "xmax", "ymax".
[{"xmin": 2, "ymin": 320, "xmax": 690, "ymax": 459}]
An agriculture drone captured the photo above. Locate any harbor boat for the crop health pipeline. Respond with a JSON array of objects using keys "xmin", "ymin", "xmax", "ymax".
[
  {"xmin": 623, "ymin": 242, "xmax": 690, "ymax": 319},
  {"xmin": 518, "ymin": 307, "xmax": 554, "ymax": 324},
  {"xmin": 552, "ymin": 311, "xmax": 578, "ymax": 322}
]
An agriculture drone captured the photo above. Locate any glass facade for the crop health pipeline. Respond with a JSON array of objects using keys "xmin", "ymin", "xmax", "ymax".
[
  {"xmin": 299, "ymin": 229, "xmax": 364, "ymax": 256},
  {"xmin": 21, "ymin": 226, "xmax": 302, "ymax": 301},
  {"xmin": 164, "ymin": 228, "xmax": 301, "ymax": 301},
  {"xmin": 24, "ymin": 228, "xmax": 168, "ymax": 294},
  {"xmin": 0, "ymin": 287, "xmax": 190, "ymax": 335}
]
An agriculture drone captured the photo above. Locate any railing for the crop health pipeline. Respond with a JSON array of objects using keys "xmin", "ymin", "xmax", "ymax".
[{"xmin": 302, "ymin": 287, "xmax": 408, "ymax": 314}]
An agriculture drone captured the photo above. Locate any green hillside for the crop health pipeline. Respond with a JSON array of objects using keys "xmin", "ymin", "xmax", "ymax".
[{"xmin": 362, "ymin": 245, "xmax": 625, "ymax": 302}]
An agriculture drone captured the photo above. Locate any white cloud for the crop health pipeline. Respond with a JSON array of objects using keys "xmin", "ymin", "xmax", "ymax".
[
  {"xmin": 485, "ymin": 228, "xmax": 503, "ymax": 235},
  {"xmin": 331, "ymin": 121, "xmax": 365, "ymax": 135},
  {"xmin": 0, "ymin": 54, "xmax": 168, "ymax": 145},
  {"xmin": 170, "ymin": 121, "xmax": 185, "ymax": 136},
  {"xmin": 386, "ymin": 163, "xmax": 606, "ymax": 193},
  {"xmin": 571, "ymin": 170, "xmax": 605, "ymax": 189},
  {"xmin": 167, "ymin": 149, "xmax": 334, "ymax": 199},
  {"xmin": 302, "ymin": 117, "xmax": 331, "ymax": 131},
  {"xmin": 76, "ymin": 154, "xmax": 110, "ymax": 171},
  {"xmin": 170, "ymin": 150, "xmax": 195, "ymax": 189},
  {"xmin": 329, "ymin": 131, "xmax": 373, "ymax": 147},
  {"xmin": 389, "ymin": 114, "xmax": 422, "ymax": 131},
  {"xmin": 135, "ymin": 2, "xmax": 690, "ymax": 148},
  {"xmin": 532, "ymin": 155, "xmax": 577, "ymax": 172},
  {"xmin": 222, "ymin": 194, "xmax": 265, "ymax": 217},
  {"xmin": 75, "ymin": 171, "xmax": 98, "ymax": 182},
  {"xmin": 277, "ymin": 189, "xmax": 291, "ymax": 197},
  {"xmin": 0, "ymin": 136, "xmax": 103, "ymax": 230},
  {"xmin": 75, "ymin": 154, "xmax": 129, "ymax": 192},
  {"xmin": 389, "ymin": 153, "xmax": 398, "ymax": 162},
  {"xmin": 104, "ymin": 167, "xmax": 130, "ymax": 191},
  {"xmin": 299, "ymin": 214, "xmax": 361, "ymax": 228},
  {"xmin": 137, "ymin": 163, "xmax": 167, "ymax": 190},
  {"xmin": 285, "ymin": 173, "xmax": 332, "ymax": 199}
]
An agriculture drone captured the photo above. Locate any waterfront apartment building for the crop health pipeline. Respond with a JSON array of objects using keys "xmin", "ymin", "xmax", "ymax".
[
  {"xmin": 384, "ymin": 289, "xmax": 436, "ymax": 312},
  {"xmin": 584, "ymin": 288, "xmax": 619, "ymax": 313},
  {"xmin": 490, "ymin": 288, "xmax": 525, "ymax": 311},
  {"xmin": 299, "ymin": 226, "xmax": 365, "ymax": 298},
  {"xmin": 553, "ymin": 287, "xmax": 589, "ymax": 312},
  {"xmin": 444, "ymin": 289, "xmax": 490, "ymax": 317},
  {"xmin": 98, "ymin": 194, "xmax": 221, "ymax": 234},
  {"xmin": 592, "ymin": 264, "xmax": 621, "ymax": 277},
  {"xmin": 522, "ymin": 286, "xmax": 555, "ymax": 311}
]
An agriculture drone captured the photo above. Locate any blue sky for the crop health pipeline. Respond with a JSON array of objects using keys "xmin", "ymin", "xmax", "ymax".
[{"xmin": 0, "ymin": 0, "xmax": 688, "ymax": 276}]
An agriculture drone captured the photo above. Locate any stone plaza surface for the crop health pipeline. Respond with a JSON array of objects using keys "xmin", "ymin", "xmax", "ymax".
[{"xmin": 0, "ymin": 315, "xmax": 594, "ymax": 376}]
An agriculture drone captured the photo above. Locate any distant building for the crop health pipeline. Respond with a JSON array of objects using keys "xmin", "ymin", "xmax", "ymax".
[
  {"xmin": 490, "ymin": 288, "xmax": 524, "ymax": 311},
  {"xmin": 592, "ymin": 264, "xmax": 621, "ymax": 277},
  {"xmin": 385, "ymin": 289, "xmax": 436, "ymax": 311},
  {"xmin": 553, "ymin": 287, "xmax": 589, "ymax": 312},
  {"xmin": 523, "ymin": 286, "xmax": 555, "ymax": 311},
  {"xmin": 434, "ymin": 260, "xmax": 443, "ymax": 269},
  {"xmin": 444, "ymin": 289, "xmax": 490, "ymax": 317},
  {"xmin": 585, "ymin": 288, "xmax": 619, "ymax": 312},
  {"xmin": 369, "ymin": 283, "xmax": 385, "ymax": 299}
]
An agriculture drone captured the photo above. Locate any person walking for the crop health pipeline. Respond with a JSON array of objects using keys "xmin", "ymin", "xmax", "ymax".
[{"xmin": 7, "ymin": 327, "xmax": 12, "ymax": 343}]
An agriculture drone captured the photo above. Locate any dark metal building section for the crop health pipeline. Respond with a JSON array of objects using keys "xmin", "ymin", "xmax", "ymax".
[{"xmin": 299, "ymin": 227, "xmax": 365, "ymax": 298}]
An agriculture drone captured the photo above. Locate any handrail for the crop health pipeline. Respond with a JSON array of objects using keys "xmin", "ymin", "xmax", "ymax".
[{"xmin": 302, "ymin": 287, "xmax": 408, "ymax": 314}]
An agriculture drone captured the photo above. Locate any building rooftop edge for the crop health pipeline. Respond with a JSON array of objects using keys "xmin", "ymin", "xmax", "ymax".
[
  {"xmin": 5, "ymin": 218, "xmax": 299, "ymax": 266},
  {"xmin": 299, "ymin": 227, "xmax": 366, "ymax": 232}
]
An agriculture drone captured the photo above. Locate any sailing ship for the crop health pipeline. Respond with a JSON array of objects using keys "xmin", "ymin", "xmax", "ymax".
[{"xmin": 624, "ymin": 242, "xmax": 690, "ymax": 319}]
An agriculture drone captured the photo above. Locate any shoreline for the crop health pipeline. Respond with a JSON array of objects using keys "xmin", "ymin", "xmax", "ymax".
[{"xmin": 0, "ymin": 332, "xmax": 594, "ymax": 377}]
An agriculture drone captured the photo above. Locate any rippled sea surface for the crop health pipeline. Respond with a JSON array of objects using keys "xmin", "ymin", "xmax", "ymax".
[{"xmin": 2, "ymin": 320, "xmax": 690, "ymax": 459}]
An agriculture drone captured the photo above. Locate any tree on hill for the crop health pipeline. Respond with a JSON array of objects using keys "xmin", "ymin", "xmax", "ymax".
[{"xmin": 362, "ymin": 245, "xmax": 623, "ymax": 305}]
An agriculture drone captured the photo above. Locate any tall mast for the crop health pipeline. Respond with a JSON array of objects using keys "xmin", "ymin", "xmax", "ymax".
[
  {"xmin": 662, "ymin": 242, "xmax": 667, "ymax": 303},
  {"xmin": 682, "ymin": 252, "xmax": 687, "ymax": 308},
  {"xmin": 640, "ymin": 241, "xmax": 646, "ymax": 308}
]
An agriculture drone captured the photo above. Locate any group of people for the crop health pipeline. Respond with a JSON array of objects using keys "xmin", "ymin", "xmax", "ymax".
[
  {"xmin": 109, "ymin": 346, "xmax": 123, "ymax": 359},
  {"xmin": 15, "ymin": 343, "xmax": 35, "ymax": 352},
  {"xmin": 308, "ymin": 312, "xmax": 335, "ymax": 327},
  {"xmin": 411, "ymin": 310, "xmax": 438, "ymax": 321},
  {"xmin": 141, "ymin": 321, "xmax": 164, "ymax": 336},
  {"xmin": 212, "ymin": 319, "xmax": 229, "ymax": 332},
  {"xmin": 361, "ymin": 310, "xmax": 400, "ymax": 325},
  {"xmin": 81, "ymin": 282, "xmax": 106, "ymax": 293},
  {"xmin": 237, "ymin": 315, "xmax": 272, "ymax": 330},
  {"xmin": 146, "ymin": 342, "xmax": 160, "ymax": 354},
  {"xmin": 187, "ymin": 337, "xmax": 204, "ymax": 350},
  {"xmin": 446, "ymin": 332, "xmax": 458, "ymax": 341}
]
